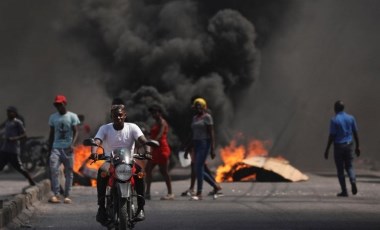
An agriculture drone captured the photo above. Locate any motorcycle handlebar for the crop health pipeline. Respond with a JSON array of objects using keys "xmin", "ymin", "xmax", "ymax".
[
  {"xmin": 134, "ymin": 152, "xmax": 152, "ymax": 160},
  {"xmin": 83, "ymin": 138, "xmax": 157, "ymax": 163},
  {"xmin": 89, "ymin": 152, "xmax": 152, "ymax": 163}
]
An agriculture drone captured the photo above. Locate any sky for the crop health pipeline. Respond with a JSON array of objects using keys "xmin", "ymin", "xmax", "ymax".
[{"xmin": 1, "ymin": 0, "xmax": 379, "ymax": 171}]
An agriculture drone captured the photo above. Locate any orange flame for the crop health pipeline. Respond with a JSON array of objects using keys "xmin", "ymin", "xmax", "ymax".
[
  {"xmin": 216, "ymin": 135, "xmax": 271, "ymax": 182},
  {"xmin": 74, "ymin": 144, "xmax": 103, "ymax": 187},
  {"xmin": 73, "ymin": 145, "xmax": 90, "ymax": 173}
]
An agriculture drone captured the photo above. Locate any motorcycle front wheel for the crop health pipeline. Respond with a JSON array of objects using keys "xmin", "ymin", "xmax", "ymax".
[{"xmin": 118, "ymin": 197, "xmax": 134, "ymax": 230}]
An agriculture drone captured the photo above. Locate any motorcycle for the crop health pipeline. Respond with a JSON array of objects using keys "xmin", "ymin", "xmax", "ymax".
[
  {"xmin": 83, "ymin": 138, "xmax": 159, "ymax": 230},
  {"xmin": 21, "ymin": 136, "xmax": 49, "ymax": 172}
]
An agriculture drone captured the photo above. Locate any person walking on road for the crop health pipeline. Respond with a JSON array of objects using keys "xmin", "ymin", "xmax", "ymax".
[
  {"xmin": 0, "ymin": 106, "xmax": 36, "ymax": 186},
  {"xmin": 184, "ymin": 98, "xmax": 221, "ymax": 200},
  {"xmin": 145, "ymin": 104, "xmax": 174, "ymax": 200},
  {"xmin": 324, "ymin": 100, "xmax": 360, "ymax": 197},
  {"xmin": 182, "ymin": 96, "xmax": 222, "ymax": 198},
  {"xmin": 48, "ymin": 95, "xmax": 80, "ymax": 204}
]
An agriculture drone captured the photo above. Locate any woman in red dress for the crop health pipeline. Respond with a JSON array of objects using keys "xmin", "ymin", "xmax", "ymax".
[{"xmin": 145, "ymin": 105, "xmax": 174, "ymax": 200}]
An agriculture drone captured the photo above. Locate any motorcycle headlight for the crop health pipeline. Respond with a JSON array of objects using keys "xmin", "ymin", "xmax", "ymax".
[{"xmin": 115, "ymin": 164, "xmax": 132, "ymax": 181}]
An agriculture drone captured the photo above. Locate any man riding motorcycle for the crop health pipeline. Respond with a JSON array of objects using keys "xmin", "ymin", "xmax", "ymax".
[{"xmin": 90, "ymin": 104, "xmax": 151, "ymax": 226}]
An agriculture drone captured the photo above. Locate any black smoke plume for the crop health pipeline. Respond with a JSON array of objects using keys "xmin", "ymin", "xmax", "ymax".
[
  {"xmin": 69, "ymin": 0, "xmax": 281, "ymax": 146},
  {"xmin": 0, "ymin": 0, "xmax": 288, "ymax": 152}
]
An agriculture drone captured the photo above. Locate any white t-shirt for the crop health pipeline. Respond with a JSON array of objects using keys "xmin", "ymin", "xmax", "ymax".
[{"xmin": 94, "ymin": 123, "xmax": 144, "ymax": 156}]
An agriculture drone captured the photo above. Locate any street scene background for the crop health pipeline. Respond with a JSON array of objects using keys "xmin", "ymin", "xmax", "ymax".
[
  {"xmin": 1, "ymin": 0, "xmax": 380, "ymax": 229},
  {"xmin": 1, "ymin": 0, "xmax": 380, "ymax": 172}
]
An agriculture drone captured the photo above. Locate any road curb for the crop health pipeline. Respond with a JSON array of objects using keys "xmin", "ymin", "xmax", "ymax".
[{"xmin": 0, "ymin": 179, "xmax": 50, "ymax": 229}]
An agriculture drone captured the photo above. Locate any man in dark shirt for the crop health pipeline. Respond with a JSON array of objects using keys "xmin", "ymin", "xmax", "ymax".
[
  {"xmin": 324, "ymin": 101, "xmax": 360, "ymax": 197},
  {"xmin": 0, "ymin": 106, "xmax": 36, "ymax": 186}
]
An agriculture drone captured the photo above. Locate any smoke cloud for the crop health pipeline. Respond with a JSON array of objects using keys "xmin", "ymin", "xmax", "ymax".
[
  {"xmin": 69, "ymin": 0, "xmax": 268, "ymax": 146},
  {"xmin": 0, "ymin": 0, "xmax": 290, "ymax": 161}
]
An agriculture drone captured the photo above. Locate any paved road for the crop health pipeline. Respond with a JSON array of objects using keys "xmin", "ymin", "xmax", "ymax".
[{"xmin": 2, "ymin": 168, "xmax": 379, "ymax": 230}]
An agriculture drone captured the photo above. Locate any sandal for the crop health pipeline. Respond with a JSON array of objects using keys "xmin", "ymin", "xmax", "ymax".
[{"xmin": 160, "ymin": 194, "xmax": 175, "ymax": 200}]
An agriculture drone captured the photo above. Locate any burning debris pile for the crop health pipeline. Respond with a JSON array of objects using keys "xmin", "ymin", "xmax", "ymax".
[
  {"xmin": 216, "ymin": 134, "xmax": 308, "ymax": 183},
  {"xmin": 73, "ymin": 145, "xmax": 103, "ymax": 187}
]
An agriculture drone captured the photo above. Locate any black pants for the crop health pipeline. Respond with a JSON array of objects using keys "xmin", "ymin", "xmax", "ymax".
[
  {"xmin": 334, "ymin": 142, "xmax": 356, "ymax": 192},
  {"xmin": 97, "ymin": 163, "xmax": 145, "ymax": 210},
  {"xmin": 0, "ymin": 151, "xmax": 35, "ymax": 185}
]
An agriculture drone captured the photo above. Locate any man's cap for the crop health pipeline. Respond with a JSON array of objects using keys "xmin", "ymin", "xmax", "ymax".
[
  {"xmin": 7, "ymin": 106, "xmax": 18, "ymax": 113},
  {"xmin": 54, "ymin": 95, "xmax": 67, "ymax": 105}
]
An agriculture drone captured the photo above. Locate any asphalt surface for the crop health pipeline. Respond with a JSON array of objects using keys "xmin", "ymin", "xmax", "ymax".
[{"xmin": 1, "ymin": 166, "xmax": 380, "ymax": 230}]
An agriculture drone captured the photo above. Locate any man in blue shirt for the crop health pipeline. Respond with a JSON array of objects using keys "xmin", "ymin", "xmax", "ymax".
[
  {"xmin": 48, "ymin": 95, "xmax": 80, "ymax": 204},
  {"xmin": 324, "ymin": 100, "xmax": 360, "ymax": 197}
]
